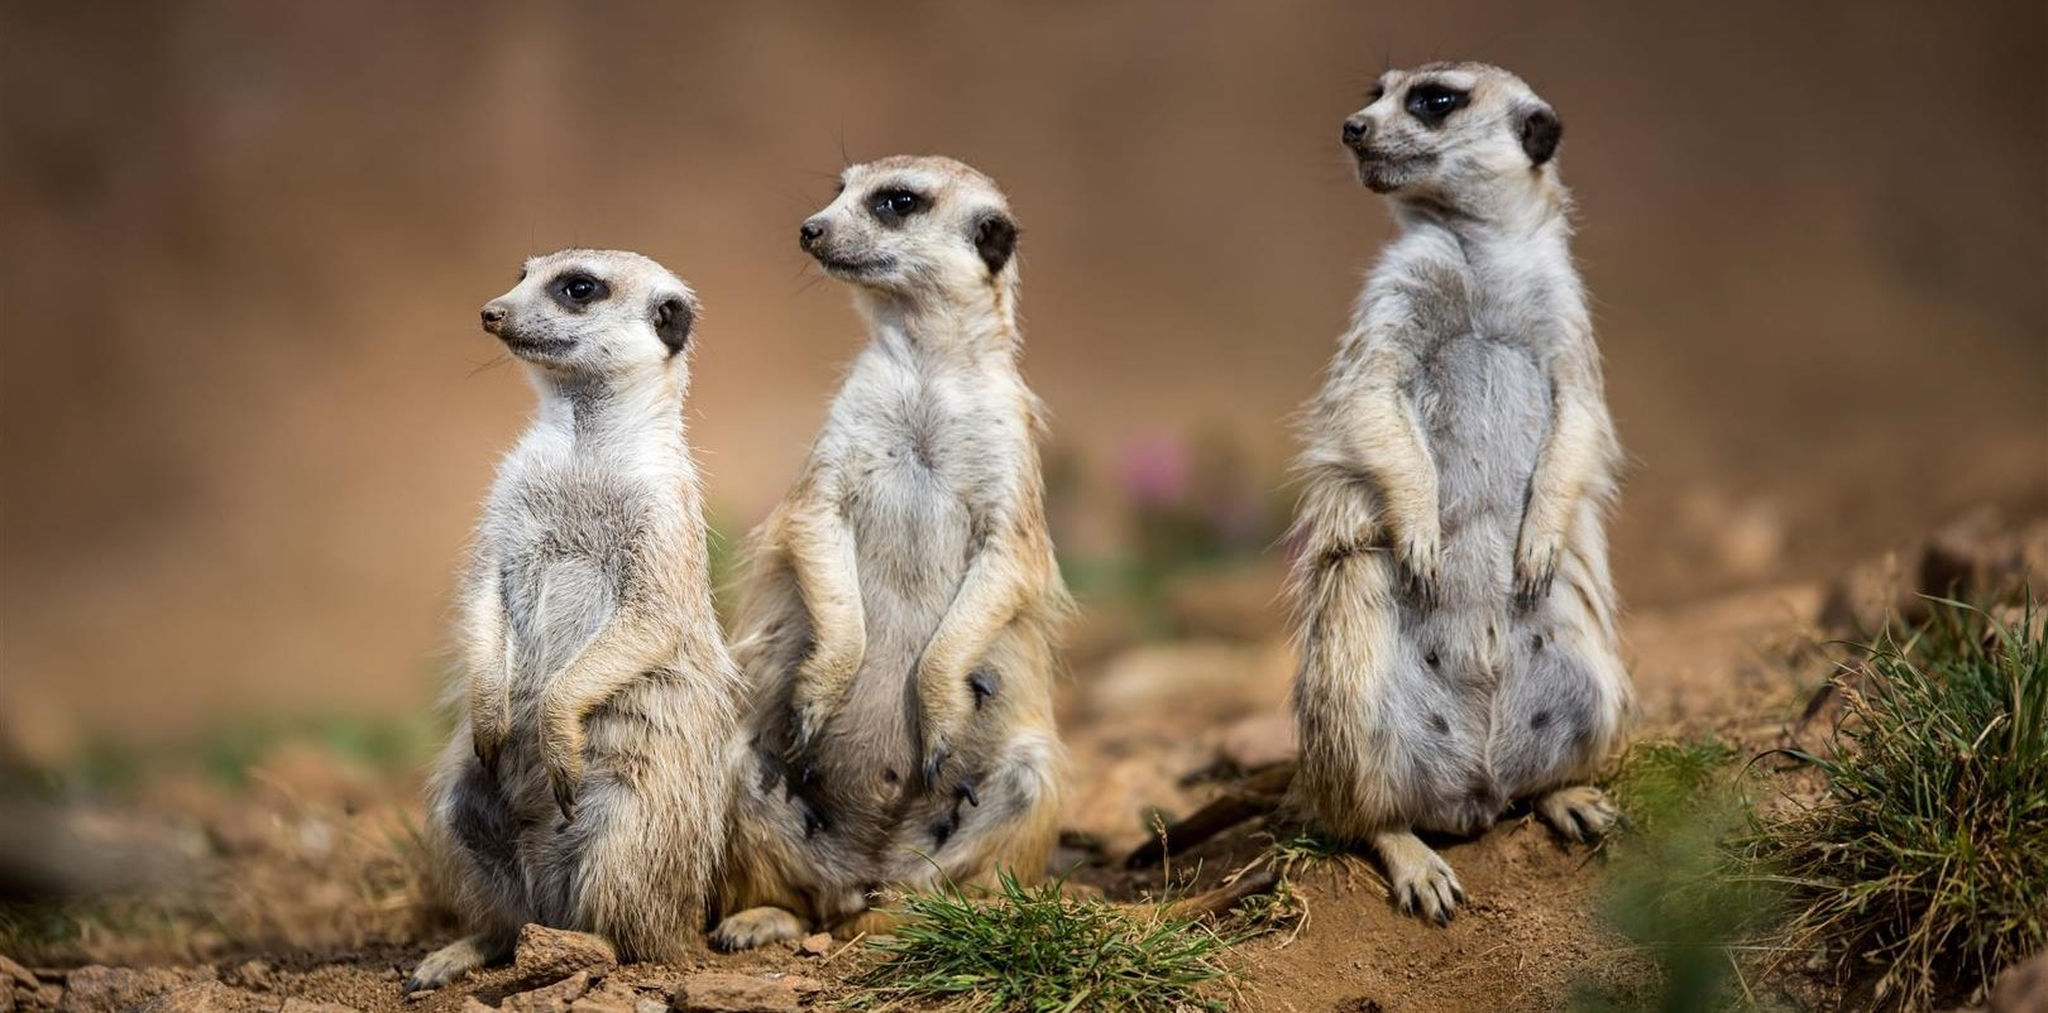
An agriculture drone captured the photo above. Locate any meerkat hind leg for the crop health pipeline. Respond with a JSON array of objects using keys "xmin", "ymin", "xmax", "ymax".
[
  {"xmin": 1536, "ymin": 784, "xmax": 1617, "ymax": 843},
  {"xmin": 405, "ymin": 928, "xmax": 515, "ymax": 993},
  {"xmin": 712, "ymin": 906, "xmax": 807, "ymax": 952},
  {"xmin": 1371, "ymin": 830, "xmax": 1464, "ymax": 926}
]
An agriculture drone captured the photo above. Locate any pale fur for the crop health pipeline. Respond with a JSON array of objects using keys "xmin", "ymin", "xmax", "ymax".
[
  {"xmin": 410, "ymin": 250, "xmax": 743, "ymax": 990},
  {"xmin": 1289, "ymin": 64, "xmax": 1632, "ymax": 923},
  {"xmin": 715, "ymin": 156, "xmax": 1070, "ymax": 949}
]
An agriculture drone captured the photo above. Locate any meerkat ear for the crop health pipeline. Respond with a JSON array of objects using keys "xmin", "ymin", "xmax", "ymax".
[
  {"xmin": 652, "ymin": 295, "xmax": 693, "ymax": 355},
  {"xmin": 971, "ymin": 211, "xmax": 1018, "ymax": 275},
  {"xmin": 1518, "ymin": 105, "xmax": 1563, "ymax": 167}
]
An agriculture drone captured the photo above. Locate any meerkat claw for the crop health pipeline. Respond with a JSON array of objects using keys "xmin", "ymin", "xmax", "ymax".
[
  {"xmin": 473, "ymin": 736, "xmax": 501, "ymax": 779},
  {"xmin": 551, "ymin": 774, "xmax": 578, "ymax": 823},
  {"xmin": 920, "ymin": 739, "xmax": 952, "ymax": 786}
]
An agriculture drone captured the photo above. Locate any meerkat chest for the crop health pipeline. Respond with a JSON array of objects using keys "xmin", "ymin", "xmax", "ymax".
[
  {"xmin": 836, "ymin": 372, "xmax": 1019, "ymax": 586},
  {"xmin": 486, "ymin": 450, "xmax": 667, "ymax": 664}
]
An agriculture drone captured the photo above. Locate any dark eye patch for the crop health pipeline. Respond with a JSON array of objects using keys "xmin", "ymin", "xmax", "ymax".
[
  {"xmin": 869, "ymin": 187, "xmax": 927, "ymax": 224},
  {"xmin": 547, "ymin": 272, "xmax": 610, "ymax": 312},
  {"xmin": 1404, "ymin": 83, "xmax": 1470, "ymax": 126}
]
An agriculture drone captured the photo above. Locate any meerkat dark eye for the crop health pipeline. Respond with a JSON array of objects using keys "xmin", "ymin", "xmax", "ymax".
[
  {"xmin": 870, "ymin": 188, "xmax": 925, "ymax": 223},
  {"xmin": 1405, "ymin": 84, "xmax": 1469, "ymax": 125},
  {"xmin": 547, "ymin": 273, "xmax": 610, "ymax": 311}
]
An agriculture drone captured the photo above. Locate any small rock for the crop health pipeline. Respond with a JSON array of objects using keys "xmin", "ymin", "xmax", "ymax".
[
  {"xmin": 513, "ymin": 924, "xmax": 617, "ymax": 986},
  {"xmin": 1993, "ymin": 949, "xmax": 2048, "ymax": 1013},
  {"xmin": 675, "ymin": 972, "xmax": 798, "ymax": 1013},
  {"xmin": 27, "ymin": 984, "xmax": 63, "ymax": 1013},
  {"xmin": 280, "ymin": 1000, "xmax": 365, "ymax": 1013},
  {"xmin": 224, "ymin": 961, "xmax": 273, "ymax": 991},
  {"xmin": 1217, "ymin": 711, "xmax": 1297, "ymax": 771},
  {"xmin": 0, "ymin": 956, "xmax": 36, "ymax": 992},
  {"xmin": 633, "ymin": 1001, "xmax": 671, "ymax": 1013},
  {"xmin": 136, "ymin": 983, "xmax": 271, "ymax": 1013},
  {"xmin": 777, "ymin": 976, "xmax": 823, "ymax": 999},
  {"xmin": 794, "ymin": 933, "xmax": 833, "ymax": 958},
  {"xmin": 502, "ymin": 972, "xmax": 593, "ymax": 1013},
  {"xmin": 567, "ymin": 998, "xmax": 635, "ymax": 1013},
  {"xmin": 59, "ymin": 967, "xmax": 199, "ymax": 1013}
]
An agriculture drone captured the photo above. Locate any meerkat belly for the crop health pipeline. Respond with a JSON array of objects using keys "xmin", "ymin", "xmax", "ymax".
[
  {"xmin": 1415, "ymin": 333, "xmax": 1550, "ymax": 596},
  {"xmin": 832, "ymin": 431, "xmax": 974, "ymax": 791},
  {"xmin": 1397, "ymin": 332, "xmax": 1552, "ymax": 832}
]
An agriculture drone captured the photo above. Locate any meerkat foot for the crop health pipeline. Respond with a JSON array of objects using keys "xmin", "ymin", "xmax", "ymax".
[
  {"xmin": 1536, "ymin": 785, "xmax": 1617, "ymax": 842},
  {"xmin": 1371, "ymin": 830, "xmax": 1464, "ymax": 926},
  {"xmin": 712, "ymin": 906, "xmax": 807, "ymax": 952},
  {"xmin": 405, "ymin": 931, "xmax": 513, "ymax": 994}
]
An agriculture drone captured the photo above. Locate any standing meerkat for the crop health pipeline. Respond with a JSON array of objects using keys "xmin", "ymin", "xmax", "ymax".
[
  {"xmin": 713, "ymin": 156, "xmax": 1070, "ymax": 950},
  {"xmin": 408, "ymin": 249, "xmax": 743, "ymax": 990},
  {"xmin": 1289, "ymin": 63, "xmax": 1631, "ymax": 923}
]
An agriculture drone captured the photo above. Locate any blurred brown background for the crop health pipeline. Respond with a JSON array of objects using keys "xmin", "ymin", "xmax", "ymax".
[{"xmin": 3, "ymin": 0, "xmax": 2043, "ymax": 758}]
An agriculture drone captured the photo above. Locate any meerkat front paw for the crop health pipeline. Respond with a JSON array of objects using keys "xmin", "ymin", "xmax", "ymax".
[
  {"xmin": 712, "ymin": 906, "xmax": 806, "ymax": 952},
  {"xmin": 537, "ymin": 711, "xmax": 584, "ymax": 822},
  {"xmin": 1513, "ymin": 527, "xmax": 1561, "ymax": 609},
  {"xmin": 787, "ymin": 691, "xmax": 832, "ymax": 758},
  {"xmin": 1395, "ymin": 524, "xmax": 1443, "ymax": 605},
  {"xmin": 470, "ymin": 701, "xmax": 510, "ymax": 778},
  {"xmin": 1537, "ymin": 785, "xmax": 1617, "ymax": 843},
  {"xmin": 1372, "ymin": 830, "xmax": 1465, "ymax": 926},
  {"xmin": 916, "ymin": 671, "xmax": 971, "ymax": 784},
  {"xmin": 788, "ymin": 641, "xmax": 863, "ymax": 755}
]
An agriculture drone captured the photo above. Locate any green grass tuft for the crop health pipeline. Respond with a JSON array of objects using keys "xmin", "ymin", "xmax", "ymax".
[
  {"xmin": 1578, "ymin": 736, "xmax": 1771, "ymax": 1012},
  {"xmin": 1605, "ymin": 735, "xmax": 1741, "ymax": 841},
  {"xmin": 1744, "ymin": 595, "xmax": 2047, "ymax": 1010},
  {"xmin": 846, "ymin": 869, "xmax": 1238, "ymax": 1013}
]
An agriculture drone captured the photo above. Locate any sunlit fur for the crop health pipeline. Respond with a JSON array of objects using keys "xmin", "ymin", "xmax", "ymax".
[
  {"xmin": 1289, "ymin": 64, "xmax": 1632, "ymax": 923},
  {"xmin": 410, "ymin": 250, "xmax": 743, "ymax": 989},
  {"xmin": 714, "ymin": 157, "xmax": 1070, "ymax": 950}
]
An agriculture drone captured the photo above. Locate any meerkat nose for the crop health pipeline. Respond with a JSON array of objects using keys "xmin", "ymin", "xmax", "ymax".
[
  {"xmin": 798, "ymin": 219, "xmax": 827, "ymax": 250},
  {"xmin": 1341, "ymin": 116, "xmax": 1370, "ymax": 149},
  {"xmin": 480, "ymin": 302, "xmax": 508, "ymax": 333}
]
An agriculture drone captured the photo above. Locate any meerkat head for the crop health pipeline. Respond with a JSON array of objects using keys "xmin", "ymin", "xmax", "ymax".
[
  {"xmin": 798, "ymin": 155, "xmax": 1020, "ymax": 301},
  {"xmin": 479, "ymin": 249, "xmax": 698, "ymax": 378},
  {"xmin": 1339, "ymin": 62, "xmax": 1563, "ymax": 208}
]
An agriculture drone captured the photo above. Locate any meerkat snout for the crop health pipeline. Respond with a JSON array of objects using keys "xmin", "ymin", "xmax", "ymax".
[
  {"xmin": 1341, "ymin": 115, "xmax": 1369, "ymax": 149},
  {"xmin": 798, "ymin": 219, "xmax": 827, "ymax": 251},
  {"xmin": 480, "ymin": 302, "xmax": 509, "ymax": 333}
]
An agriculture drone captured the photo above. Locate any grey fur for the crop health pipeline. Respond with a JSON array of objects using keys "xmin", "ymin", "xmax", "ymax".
[
  {"xmin": 410, "ymin": 250, "xmax": 743, "ymax": 990},
  {"xmin": 1292, "ymin": 64, "xmax": 1632, "ymax": 923},
  {"xmin": 716, "ymin": 157, "xmax": 1069, "ymax": 948}
]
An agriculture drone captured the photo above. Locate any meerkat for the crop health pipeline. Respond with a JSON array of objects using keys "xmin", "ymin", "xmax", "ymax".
[
  {"xmin": 712, "ymin": 156, "xmax": 1070, "ymax": 950},
  {"xmin": 407, "ymin": 249, "xmax": 743, "ymax": 991},
  {"xmin": 1288, "ymin": 63, "xmax": 1632, "ymax": 924}
]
